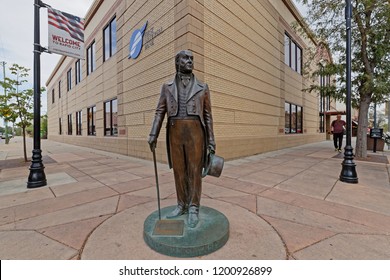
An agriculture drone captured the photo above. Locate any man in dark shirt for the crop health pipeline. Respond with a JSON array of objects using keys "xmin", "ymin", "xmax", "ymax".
[{"xmin": 331, "ymin": 114, "xmax": 346, "ymax": 152}]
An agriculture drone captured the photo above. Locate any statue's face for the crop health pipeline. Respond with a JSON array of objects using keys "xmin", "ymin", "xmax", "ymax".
[{"xmin": 177, "ymin": 51, "xmax": 193, "ymax": 73}]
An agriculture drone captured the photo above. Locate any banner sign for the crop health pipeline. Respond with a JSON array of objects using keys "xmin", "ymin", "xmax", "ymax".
[{"xmin": 48, "ymin": 7, "xmax": 84, "ymax": 59}]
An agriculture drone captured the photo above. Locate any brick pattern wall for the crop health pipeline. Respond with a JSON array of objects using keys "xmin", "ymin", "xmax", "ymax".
[{"xmin": 47, "ymin": 0, "xmax": 325, "ymax": 163}]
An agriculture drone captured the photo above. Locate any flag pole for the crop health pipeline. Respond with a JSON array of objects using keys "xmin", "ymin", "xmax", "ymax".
[{"xmin": 27, "ymin": 0, "xmax": 47, "ymax": 188}]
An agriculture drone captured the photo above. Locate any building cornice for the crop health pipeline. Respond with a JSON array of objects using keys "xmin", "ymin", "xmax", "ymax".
[{"xmin": 282, "ymin": 0, "xmax": 317, "ymax": 46}]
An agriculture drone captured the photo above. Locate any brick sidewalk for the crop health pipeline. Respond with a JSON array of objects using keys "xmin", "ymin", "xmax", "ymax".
[{"xmin": 1, "ymin": 137, "xmax": 390, "ymax": 259}]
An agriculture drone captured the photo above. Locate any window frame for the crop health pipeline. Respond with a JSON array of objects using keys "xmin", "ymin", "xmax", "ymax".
[
  {"xmin": 58, "ymin": 80, "xmax": 61, "ymax": 98},
  {"xmin": 52, "ymin": 88, "xmax": 55, "ymax": 104},
  {"xmin": 67, "ymin": 68, "xmax": 72, "ymax": 91},
  {"xmin": 87, "ymin": 105, "xmax": 96, "ymax": 136},
  {"xmin": 76, "ymin": 110, "xmax": 82, "ymax": 136},
  {"xmin": 285, "ymin": 102, "xmax": 303, "ymax": 134},
  {"xmin": 75, "ymin": 59, "xmax": 82, "ymax": 85},
  {"xmin": 104, "ymin": 98, "xmax": 118, "ymax": 136},
  {"xmin": 59, "ymin": 117, "xmax": 62, "ymax": 135},
  {"xmin": 67, "ymin": 113, "xmax": 73, "ymax": 135},
  {"xmin": 87, "ymin": 41, "xmax": 96, "ymax": 75},
  {"xmin": 103, "ymin": 17, "xmax": 117, "ymax": 61},
  {"xmin": 284, "ymin": 32, "xmax": 303, "ymax": 75}
]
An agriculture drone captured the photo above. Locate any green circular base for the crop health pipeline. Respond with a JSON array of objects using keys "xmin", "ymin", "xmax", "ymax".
[{"xmin": 144, "ymin": 205, "xmax": 229, "ymax": 258}]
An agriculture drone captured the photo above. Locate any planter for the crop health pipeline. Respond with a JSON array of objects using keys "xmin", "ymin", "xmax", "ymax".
[{"xmin": 366, "ymin": 135, "xmax": 385, "ymax": 151}]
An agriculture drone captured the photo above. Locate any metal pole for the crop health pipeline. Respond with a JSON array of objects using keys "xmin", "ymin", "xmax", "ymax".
[
  {"xmin": 27, "ymin": 0, "xmax": 46, "ymax": 188},
  {"xmin": 152, "ymin": 147, "xmax": 161, "ymax": 220},
  {"xmin": 340, "ymin": 0, "xmax": 358, "ymax": 183},
  {"xmin": 373, "ymin": 102, "xmax": 377, "ymax": 153},
  {"xmin": 320, "ymin": 69, "xmax": 323, "ymax": 132}
]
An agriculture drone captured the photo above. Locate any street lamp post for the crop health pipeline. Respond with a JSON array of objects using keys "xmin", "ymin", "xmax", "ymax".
[
  {"xmin": 27, "ymin": 0, "xmax": 47, "ymax": 188},
  {"xmin": 340, "ymin": 0, "xmax": 358, "ymax": 183}
]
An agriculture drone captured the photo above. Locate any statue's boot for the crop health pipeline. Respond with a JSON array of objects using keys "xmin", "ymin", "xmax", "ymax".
[
  {"xmin": 166, "ymin": 204, "xmax": 187, "ymax": 218},
  {"xmin": 188, "ymin": 205, "xmax": 199, "ymax": 228}
]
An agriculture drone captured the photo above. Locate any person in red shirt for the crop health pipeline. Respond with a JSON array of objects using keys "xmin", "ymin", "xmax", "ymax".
[{"xmin": 331, "ymin": 114, "xmax": 346, "ymax": 152}]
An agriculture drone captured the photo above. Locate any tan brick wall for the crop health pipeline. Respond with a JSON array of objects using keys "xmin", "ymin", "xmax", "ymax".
[{"xmin": 47, "ymin": 0, "xmax": 327, "ymax": 163}]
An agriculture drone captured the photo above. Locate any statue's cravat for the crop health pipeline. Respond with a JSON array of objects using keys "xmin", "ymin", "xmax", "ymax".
[{"xmin": 181, "ymin": 75, "xmax": 190, "ymax": 87}]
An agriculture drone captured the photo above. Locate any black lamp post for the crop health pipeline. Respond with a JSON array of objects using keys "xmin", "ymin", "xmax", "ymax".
[
  {"xmin": 27, "ymin": 0, "xmax": 47, "ymax": 188},
  {"xmin": 340, "ymin": 0, "xmax": 358, "ymax": 183}
]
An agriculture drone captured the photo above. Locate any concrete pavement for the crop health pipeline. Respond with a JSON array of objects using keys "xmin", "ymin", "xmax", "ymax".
[{"xmin": 1, "ymin": 136, "xmax": 390, "ymax": 259}]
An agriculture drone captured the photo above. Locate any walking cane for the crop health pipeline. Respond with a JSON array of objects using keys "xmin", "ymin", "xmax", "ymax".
[{"xmin": 151, "ymin": 146, "xmax": 161, "ymax": 220}]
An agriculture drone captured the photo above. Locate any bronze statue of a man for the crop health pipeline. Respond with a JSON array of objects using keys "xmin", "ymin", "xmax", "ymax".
[{"xmin": 148, "ymin": 50, "xmax": 216, "ymax": 228}]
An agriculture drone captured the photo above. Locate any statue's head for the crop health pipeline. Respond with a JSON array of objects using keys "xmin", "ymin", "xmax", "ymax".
[{"xmin": 175, "ymin": 50, "xmax": 194, "ymax": 74}]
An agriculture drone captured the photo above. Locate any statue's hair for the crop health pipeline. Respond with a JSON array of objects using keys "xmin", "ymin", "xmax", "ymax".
[{"xmin": 175, "ymin": 50, "xmax": 191, "ymax": 72}]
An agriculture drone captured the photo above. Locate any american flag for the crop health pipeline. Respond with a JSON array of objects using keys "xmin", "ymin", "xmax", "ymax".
[{"xmin": 48, "ymin": 7, "xmax": 84, "ymax": 42}]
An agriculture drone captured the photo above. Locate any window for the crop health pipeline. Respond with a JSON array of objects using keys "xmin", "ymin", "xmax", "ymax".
[
  {"xmin": 67, "ymin": 68, "xmax": 72, "ymax": 91},
  {"xmin": 75, "ymin": 59, "xmax": 82, "ymax": 85},
  {"xmin": 58, "ymin": 80, "xmax": 61, "ymax": 98},
  {"xmin": 104, "ymin": 98, "xmax": 118, "ymax": 136},
  {"xmin": 76, "ymin": 110, "xmax": 82, "ymax": 135},
  {"xmin": 319, "ymin": 72, "xmax": 331, "ymax": 133},
  {"xmin": 291, "ymin": 41, "xmax": 296, "ymax": 71},
  {"xmin": 284, "ymin": 34, "xmax": 290, "ymax": 65},
  {"xmin": 103, "ymin": 17, "xmax": 117, "ymax": 61},
  {"xmin": 59, "ymin": 118, "xmax": 62, "ymax": 135},
  {"xmin": 87, "ymin": 106, "xmax": 96, "ymax": 135},
  {"xmin": 284, "ymin": 33, "xmax": 302, "ymax": 74},
  {"xmin": 297, "ymin": 47, "xmax": 302, "ymax": 74},
  {"xmin": 52, "ymin": 89, "xmax": 55, "ymax": 103},
  {"xmin": 87, "ymin": 41, "xmax": 96, "ymax": 75},
  {"xmin": 67, "ymin": 114, "xmax": 73, "ymax": 135},
  {"xmin": 285, "ymin": 102, "xmax": 303, "ymax": 134}
]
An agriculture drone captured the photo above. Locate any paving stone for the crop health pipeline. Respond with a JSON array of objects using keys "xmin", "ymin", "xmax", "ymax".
[
  {"xmin": 0, "ymin": 172, "xmax": 77, "ymax": 196},
  {"xmin": 0, "ymin": 231, "xmax": 77, "ymax": 260},
  {"xmin": 81, "ymin": 199, "xmax": 286, "ymax": 259},
  {"xmin": 275, "ymin": 170, "xmax": 337, "ymax": 199},
  {"xmin": 90, "ymin": 170, "xmax": 142, "ymax": 185},
  {"xmin": 49, "ymin": 153, "xmax": 86, "ymax": 162},
  {"xmin": 263, "ymin": 215, "xmax": 336, "ymax": 253},
  {"xmin": 256, "ymin": 197, "xmax": 375, "ymax": 234},
  {"xmin": 50, "ymin": 180, "xmax": 105, "ymax": 197},
  {"xmin": 202, "ymin": 182, "xmax": 249, "ymax": 198},
  {"xmin": 117, "ymin": 194, "xmax": 155, "ymax": 212},
  {"xmin": 326, "ymin": 181, "xmax": 390, "ymax": 216},
  {"xmin": 0, "ymin": 196, "xmax": 119, "ymax": 230},
  {"xmin": 218, "ymin": 194, "xmax": 257, "ymax": 213},
  {"xmin": 261, "ymin": 188, "xmax": 390, "ymax": 233},
  {"xmin": 293, "ymin": 234, "xmax": 390, "ymax": 260},
  {"xmin": 204, "ymin": 176, "xmax": 269, "ymax": 195},
  {"xmin": 238, "ymin": 171, "xmax": 290, "ymax": 187},
  {"xmin": 263, "ymin": 165, "xmax": 307, "ymax": 176},
  {"xmin": 38, "ymin": 215, "xmax": 111, "ymax": 250},
  {"xmin": 0, "ymin": 187, "xmax": 117, "ymax": 226},
  {"xmin": 0, "ymin": 188, "xmax": 54, "ymax": 210}
]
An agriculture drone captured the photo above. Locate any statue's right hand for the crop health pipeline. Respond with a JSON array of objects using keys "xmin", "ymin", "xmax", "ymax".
[{"xmin": 148, "ymin": 135, "xmax": 157, "ymax": 151}]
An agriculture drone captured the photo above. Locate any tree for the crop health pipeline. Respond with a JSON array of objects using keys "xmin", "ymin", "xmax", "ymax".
[
  {"xmin": 297, "ymin": 0, "xmax": 390, "ymax": 158},
  {"xmin": 41, "ymin": 114, "xmax": 48, "ymax": 139},
  {"xmin": 0, "ymin": 64, "xmax": 37, "ymax": 162}
]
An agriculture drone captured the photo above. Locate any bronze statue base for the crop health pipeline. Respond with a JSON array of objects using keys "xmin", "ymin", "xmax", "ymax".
[{"xmin": 144, "ymin": 205, "xmax": 229, "ymax": 258}]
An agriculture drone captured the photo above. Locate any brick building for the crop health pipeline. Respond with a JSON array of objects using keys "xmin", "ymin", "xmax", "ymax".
[{"xmin": 46, "ymin": 0, "xmax": 334, "ymax": 162}]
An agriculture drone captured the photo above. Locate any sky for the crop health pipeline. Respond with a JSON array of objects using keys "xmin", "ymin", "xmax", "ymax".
[
  {"xmin": 0, "ymin": 0, "xmax": 93, "ymax": 127},
  {"xmin": 0, "ymin": 0, "xmax": 307, "ymax": 127}
]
